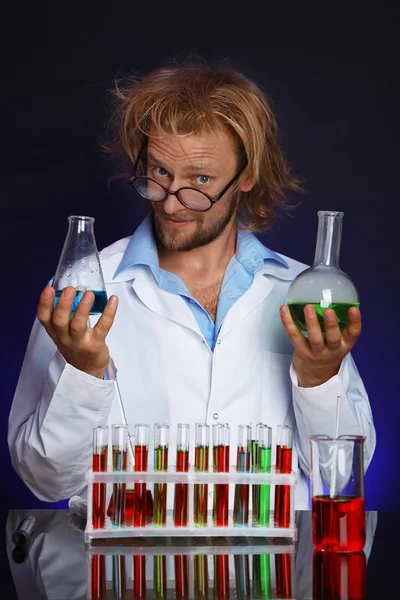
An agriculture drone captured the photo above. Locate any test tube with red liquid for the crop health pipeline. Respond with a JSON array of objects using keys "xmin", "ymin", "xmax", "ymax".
[
  {"xmin": 174, "ymin": 423, "xmax": 190, "ymax": 526},
  {"xmin": 213, "ymin": 423, "xmax": 230, "ymax": 527},
  {"xmin": 133, "ymin": 555, "xmax": 146, "ymax": 600},
  {"xmin": 154, "ymin": 423, "xmax": 169, "ymax": 526},
  {"xmin": 92, "ymin": 425, "xmax": 109, "ymax": 529},
  {"xmin": 174, "ymin": 555, "xmax": 189, "ymax": 599},
  {"xmin": 233, "ymin": 424, "xmax": 251, "ymax": 526},
  {"xmin": 214, "ymin": 555, "xmax": 230, "ymax": 600},
  {"xmin": 133, "ymin": 424, "xmax": 149, "ymax": 527},
  {"xmin": 112, "ymin": 424, "xmax": 128, "ymax": 527},
  {"xmin": 274, "ymin": 425, "xmax": 293, "ymax": 528},
  {"xmin": 194, "ymin": 423, "xmax": 210, "ymax": 527}
]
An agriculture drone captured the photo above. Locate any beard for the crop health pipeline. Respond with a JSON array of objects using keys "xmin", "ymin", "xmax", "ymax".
[{"xmin": 152, "ymin": 192, "xmax": 238, "ymax": 252}]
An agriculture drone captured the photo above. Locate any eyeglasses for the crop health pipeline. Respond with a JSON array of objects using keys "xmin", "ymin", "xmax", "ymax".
[{"xmin": 129, "ymin": 140, "xmax": 247, "ymax": 212}]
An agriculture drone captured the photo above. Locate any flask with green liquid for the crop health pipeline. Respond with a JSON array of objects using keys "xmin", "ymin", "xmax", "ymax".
[{"xmin": 287, "ymin": 210, "xmax": 360, "ymax": 333}]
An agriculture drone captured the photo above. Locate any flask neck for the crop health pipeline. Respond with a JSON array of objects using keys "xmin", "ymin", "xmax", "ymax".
[{"xmin": 313, "ymin": 211, "xmax": 343, "ymax": 268}]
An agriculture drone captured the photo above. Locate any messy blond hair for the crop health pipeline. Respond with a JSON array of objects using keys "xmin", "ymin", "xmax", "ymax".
[{"xmin": 109, "ymin": 62, "xmax": 300, "ymax": 231}]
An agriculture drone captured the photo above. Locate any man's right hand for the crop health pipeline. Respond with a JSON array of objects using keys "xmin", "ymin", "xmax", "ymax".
[{"xmin": 37, "ymin": 286, "xmax": 119, "ymax": 379}]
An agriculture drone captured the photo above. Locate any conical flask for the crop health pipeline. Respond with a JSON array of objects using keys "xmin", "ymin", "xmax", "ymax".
[
  {"xmin": 52, "ymin": 215, "xmax": 108, "ymax": 315},
  {"xmin": 287, "ymin": 210, "xmax": 360, "ymax": 332}
]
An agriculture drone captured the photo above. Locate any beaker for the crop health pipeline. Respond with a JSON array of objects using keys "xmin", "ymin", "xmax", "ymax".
[
  {"xmin": 310, "ymin": 435, "xmax": 366, "ymax": 551},
  {"xmin": 312, "ymin": 550, "xmax": 366, "ymax": 600},
  {"xmin": 287, "ymin": 210, "xmax": 359, "ymax": 332},
  {"xmin": 52, "ymin": 215, "xmax": 107, "ymax": 315}
]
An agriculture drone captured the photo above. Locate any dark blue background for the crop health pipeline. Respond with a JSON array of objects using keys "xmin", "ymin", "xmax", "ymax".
[{"xmin": 2, "ymin": 4, "xmax": 398, "ymax": 509}]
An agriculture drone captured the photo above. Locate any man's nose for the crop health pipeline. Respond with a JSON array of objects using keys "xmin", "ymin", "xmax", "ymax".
[{"xmin": 163, "ymin": 190, "xmax": 185, "ymax": 215}]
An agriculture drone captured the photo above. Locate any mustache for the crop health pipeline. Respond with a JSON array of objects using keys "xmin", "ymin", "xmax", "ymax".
[{"xmin": 153, "ymin": 208, "xmax": 201, "ymax": 223}]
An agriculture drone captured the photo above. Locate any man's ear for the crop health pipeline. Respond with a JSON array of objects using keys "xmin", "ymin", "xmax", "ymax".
[{"xmin": 239, "ymin": 176, "xmax": 256, "ymax": 193}]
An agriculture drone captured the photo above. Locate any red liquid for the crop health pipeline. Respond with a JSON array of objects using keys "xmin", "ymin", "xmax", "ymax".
[
  {"xmin": 91, "ymin": 554, "xmax": 106, "ymax": 599},
  {"xmin": 174, "ymin": 555, "xmax": 189, "ymax": 598},
  {"xmin": 107, "ymin": 489, "xmax": 153, "ymax": 522},
  {"xmin": 313, "ymin": 550, "xmax": 366, "ymax": 600},
  {"xmin": 214, "ymin": 555, "xmax": 230, "ymax": 600},
  {"xmin": 92, "ymin": 451, "xmax": 108, "ymax": 529},
  {"xmin": 174, "ymin": 450, "xmax": 189, "ymax": 526},
  {"xmin": 213, "ymin": 445, "xmax": 229, "ymax": 527},
  {"xmin": 274, "ymin": 446, "xmax": 292, "ymax": 528},
  {"xmin": 133, "ymin": 555, "xmax": 146, "ymax": 599},
  {"xmin": 134, "ymin": 445, "xmax": 148, "ymax": 527},
  {"xmin": 275, "ymin": 553, "xmax": 292, "ymax": 599},
  {"xmin": 194, "ymin": 446, "xmax": 209, "ymax": 526},
  {"xmin": 312, "ymin": 495, "xmax": 366, "ymax": 551}
]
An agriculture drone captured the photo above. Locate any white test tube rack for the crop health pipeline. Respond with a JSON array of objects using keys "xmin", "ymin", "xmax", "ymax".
[{"xmin": 85, "ymin": 467, "xmax": 297, "ymax": 543}]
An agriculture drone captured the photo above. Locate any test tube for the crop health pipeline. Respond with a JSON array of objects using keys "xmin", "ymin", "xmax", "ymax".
[
  {"xmin": 275, "ymin": 553, "xmax": 292, "ymax": 599},
  {"xmin": 194, "ymin": 555, "xmax": 209, "ymax": 599},
  {"xmin": 174, "ymin": 423, "xmax": 190, "ymax": 526},
  {"xmin": 133, "ymin": 424, "xmax": 149, "ymax": 527},
  {"xmin": 274, "ymin": 426, "xmax": 293, "ymax": 528},
  {"xmin": 251, "ymin": 422, "xmax": 262, "ymax": 525},
  {"xmin": 111, "ymin": 424, "xmax": 128, "ymax": 527},
  {"xmin": 258, "ymin": 425, "xmax": 272, "ymax": 527},
  {"xmin": 133, "ymin": 555, "xmax": 146, "ymax": 600},
  {"xmin": 194, "ymin": 423, "xmax": 210, "ymax": 527},
  {"xmin": 154, "ymin": 423, "xmax": 169, "ymax": 526},
  {"xmin": 233, "ymin": 425, "xmax": 251, "ymax": 526},
  {"xmin": 212, "ymin": 423, "xmax": 230, "ymax": 527},
  {"xmin": 92, "ymin": 425, "xmax": 109, "ymax": 529}
]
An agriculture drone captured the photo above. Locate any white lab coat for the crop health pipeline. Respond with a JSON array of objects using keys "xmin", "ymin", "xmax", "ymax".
[{"xmin": 7, "ymin": 234, "xmax": 376, "ymax": 507}]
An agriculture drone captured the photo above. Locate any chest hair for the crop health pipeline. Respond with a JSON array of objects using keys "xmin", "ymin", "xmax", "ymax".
[{"xmin": 188, "ymin": 281, "xmax": 222, "ymax": 322}]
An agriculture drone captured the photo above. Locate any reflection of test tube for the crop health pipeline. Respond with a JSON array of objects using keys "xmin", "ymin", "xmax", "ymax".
[
  {"xmin": 275, "ymin": 553, "xmax": 292, "ymax": 599},
  {"xmin": 234, "ymin": 555, "xmax": 250, "ymax": 599},
  {"xmin": 194, "ymin": 555, "xmax": 209, "ymax": 599},
  {"xmin": 251, "ymin": 422, "xmax": 262, "ymax": 525},
  {"xmin": 214, "ymin": 555, "xmax": 230, "ymax": 600},
  {"xmin": 174, "ymin": 424, "xmax": 190, "ymax": 526},
  {"xmin": 154, "ymin": 555, "xmax": 167, "ymax": 599},
  {"xmin": 213, "ymin": 423, "xmax": 230, "ymax": 527},
  {"xmin": 234, "ymin": 425, "xmax": 251, "ymax": 526},
  {"xmin": 112, "ymin": 424, "xmax": 128, "ymax": 527},
  {"xmin": 91, "ymin": 554, "xmax": 106, "ymax": 599},
  {"xmin": 134, "ymin": 424, "xmax": 149, "ymax": 527},
  {"xmin": 258, "ymin": 425, "xmax": 272, "ymax": 527},
  {"xmin": 154, "ymin": 423, "xmax": 169, "ymax": 526},
  {"xmin": 194, "ymin": 423, "xmax": 210, "ymax": 527},
  {"xmin": 274, "ymin": 426, "xmax": 293, "ymax": 528},
  {"xmin": 252, "ymin": 554, "xmax": 271, "ymax": 599},
  {"xmin": 92, "ymin": 425, "xmax": 108, "ymax": 529},
  {"xmin": 112, "ymin": 554, "xmax": 126, "ymax": 599},
  {"xmin": 133, "ymin": 556, "xmax": 146, "ymax": 600},
  {"xmin": 174, "ymin": 555, "xmax": 189, "ymax": 599}
]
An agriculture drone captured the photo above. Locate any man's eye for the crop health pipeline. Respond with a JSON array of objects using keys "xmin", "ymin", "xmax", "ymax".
[
  {"xmin": 155, "ymin": 167, "xmax": 168, "ymax": 177},
  {"xmin": 197, "ymin": 175, "xmax": 210, "ymax": 185}
]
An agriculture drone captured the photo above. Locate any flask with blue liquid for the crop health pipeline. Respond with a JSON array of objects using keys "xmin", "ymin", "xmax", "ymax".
[{"xmin": 53, "ymin": 215, "xmax": 107, "ymax": 315}]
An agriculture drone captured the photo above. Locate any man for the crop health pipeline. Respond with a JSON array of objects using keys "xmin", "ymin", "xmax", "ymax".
[{"xmin": 8, "ymin": 64, "xmax": 375, "ymax": 507}]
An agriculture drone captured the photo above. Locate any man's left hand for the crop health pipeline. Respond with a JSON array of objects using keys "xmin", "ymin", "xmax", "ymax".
[{"xmin": 280, "ymin": 304, "xmax": 362, "ymax": 388}]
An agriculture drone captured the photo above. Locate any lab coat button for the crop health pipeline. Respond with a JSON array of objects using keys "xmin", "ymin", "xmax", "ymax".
[
  {"xmin": 217, "ymin": 339, "xmax": 221, "ymax": 345},
  {"xmin": 213, "ymin": 413, "xmax": 218, "ymax": 420}
]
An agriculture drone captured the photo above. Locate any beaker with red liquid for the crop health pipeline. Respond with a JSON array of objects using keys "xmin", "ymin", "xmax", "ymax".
[{"xmin": 310, "ymin": 435, "xmax": 366, "ymax": 551}]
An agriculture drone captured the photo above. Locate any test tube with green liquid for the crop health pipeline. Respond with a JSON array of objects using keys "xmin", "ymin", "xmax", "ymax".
[
  {"xmin": 258, "ymin": 425, "xmax": 272, "ymax": 527},
  {"xmin": 154, "ymin": 423, "xmax": 169, "ymax": 526},
  {"xmin": 194, "ymin": 423, "xmax": 210, "ymax": 527}
]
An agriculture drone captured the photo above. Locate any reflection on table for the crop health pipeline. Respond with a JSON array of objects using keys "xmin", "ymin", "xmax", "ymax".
[{"xmin": 6, "ymin": 510, "xmax": 377, "ymax": 599}]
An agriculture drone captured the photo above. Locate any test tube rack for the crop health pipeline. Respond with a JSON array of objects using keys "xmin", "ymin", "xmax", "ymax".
[{"xmin": 85, "ymin": 467, "xmax": 297, "ymax": 543}]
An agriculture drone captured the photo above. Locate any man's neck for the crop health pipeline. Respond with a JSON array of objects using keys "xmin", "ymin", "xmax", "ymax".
[{"xmin": 157, "ymin": 221, "xmax": 237, "ymax": 283}]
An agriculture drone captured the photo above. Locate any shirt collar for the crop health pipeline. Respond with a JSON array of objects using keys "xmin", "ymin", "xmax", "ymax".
[{"xmin": 113, "ymin": 213, "xmax": 289, "ymax": 279}]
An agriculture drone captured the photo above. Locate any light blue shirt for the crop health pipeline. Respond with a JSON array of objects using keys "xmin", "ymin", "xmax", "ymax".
[{"xmin": 114, "ymin": 215, "xmax": 289, "ymax": 350}]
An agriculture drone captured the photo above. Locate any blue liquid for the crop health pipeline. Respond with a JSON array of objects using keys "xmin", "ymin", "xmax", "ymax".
[{"xmin": 54, "ymin": 289, "xmax": 108, "ymax": 315}]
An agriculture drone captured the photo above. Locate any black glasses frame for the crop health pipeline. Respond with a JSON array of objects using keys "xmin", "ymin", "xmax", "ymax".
[{"xmin": 129, "ymin": 139, "xmax": 248, "ymax": 212}]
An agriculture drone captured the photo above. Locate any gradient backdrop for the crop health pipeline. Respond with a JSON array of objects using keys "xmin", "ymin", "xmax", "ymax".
[{"xmin": 2, "ymin": 5, "xmax": 398, "ymax": 509}]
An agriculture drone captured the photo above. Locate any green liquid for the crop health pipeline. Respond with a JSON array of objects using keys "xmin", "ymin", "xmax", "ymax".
[
  {"xmin": 258, "ymin": 447, "xmax": 271, "ymax": 527},
  {"xmin": 288, "ymin": 301, "xmax": 360, "ymax": 332}
]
